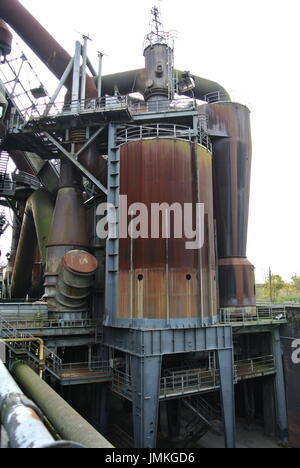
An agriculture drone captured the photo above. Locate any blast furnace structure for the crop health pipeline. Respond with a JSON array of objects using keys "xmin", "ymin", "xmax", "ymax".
[{"xmin": 0, "ymin": 1, "xmax": 289, "ymax": 449}]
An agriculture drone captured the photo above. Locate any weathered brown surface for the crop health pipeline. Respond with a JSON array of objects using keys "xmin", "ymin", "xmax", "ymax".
[
  {"xmin": 63, "ymin": 250, "xmax": 98, "ymax": 275},
  {"xmin": 118, "ymin": 139, "xmax": 217, "ymax": 321},
  {"xmin": 218, "ymin": 258, "xmax": 255, "ymax": 308},
  {"xmin": 203, "ymin": 102, "xmax": 255, "ymax": 310},
  {"xmin": 204, "ymin": 102, "xmax": 252, "ymax": 259}
]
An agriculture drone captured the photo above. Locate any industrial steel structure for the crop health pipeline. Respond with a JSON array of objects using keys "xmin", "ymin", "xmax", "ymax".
[{"xmin": 0, "ymin": 0, "xmax": 292, "ymax": 449}]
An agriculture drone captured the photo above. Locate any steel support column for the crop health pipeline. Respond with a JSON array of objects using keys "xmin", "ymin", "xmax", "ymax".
[
  {"xmin": 130, "ymin": 355, "xmax": 162, "ymax": 448},
  {"xmin": 272, "ymin": 328, "xmax": 288, "ymax": 441},
  {"xmin": 217, "ymin": 348, "xmax": 236, "ymax": 448},
  {"xmin": 104, "ymin": 123, "xmax": 120, "ymax": 326}
]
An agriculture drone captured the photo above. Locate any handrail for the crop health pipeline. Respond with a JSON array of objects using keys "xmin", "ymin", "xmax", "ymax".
[
  {"xmin": 61, "ymin": 360, "xmax": 110, "ymax": 373},
  {"xmin": 111, "ymin": 354, "xmax": 276, "ymax": 401},
  {"xmin": 0, "ymin": 318, "xmax": 62, "ymax": 377},
  {"xmin": 235, "ymin": 355, "xmax": 275, "ymax": 380},
  {"xmin": 10, "ymin": 95, "xmax": 200, "ymax": 128},
  {"xmin": 1, "ymin": 337, "xmax": 45, "ymax": 377},
  {"xmin": 202, "ymin": 91, "xmax": 230, "ymax": 104},
  {"xmin": 220, "ymin": 306, "xmax": 287, "ymax": 324},
  {"xmin": 0, "ymin": 318, "xmax": 97, "ymax": 330},
  {"xmin": 116, "ymin": 122, "xmax": 212, "ymax": 151}
]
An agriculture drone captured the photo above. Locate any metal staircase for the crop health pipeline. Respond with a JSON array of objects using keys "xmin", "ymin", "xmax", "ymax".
[
  {"xmin": 0, "ymin": 318, "xmax": 62, "ymax": 378},
  {"xmin": 0, "ymin": 150, "xmax": 9, "ymax": 176},
  {"xmin": 0, "ymin": 151, "xmax": 15, "ymax": 195},
  {"xmin": 182, "ymin": 395, "xmax": 223, "ymax": 445}
]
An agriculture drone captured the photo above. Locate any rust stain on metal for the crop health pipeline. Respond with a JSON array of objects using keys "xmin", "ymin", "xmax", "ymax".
[
  {"xmin": 204, "ymin": 102, "xmax": 252, "ymax": 259},
  {"xmin": 118, "ymin": 139, "xmax": 216, "ymax": 321},
  {"xmin": 63, "ymin": 251, "xmax": 98, "ymax": 275},
  {"xmin": 203, "ymin": 102, "xmax": 255, "ymax": 310}
]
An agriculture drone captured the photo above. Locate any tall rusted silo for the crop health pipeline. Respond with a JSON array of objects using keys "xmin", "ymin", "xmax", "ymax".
[
  {"xmin": 116, "ymin": 138, "xmax": 217, "ymax": 327},
  {"xmin": 204, "ymin": 102, "xmax": 256, "ymax": 316}
]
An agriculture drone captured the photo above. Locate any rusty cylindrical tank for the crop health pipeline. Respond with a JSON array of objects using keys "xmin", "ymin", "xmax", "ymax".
[
  {"xmin": 116, "ymin": 138, "xmax": 217, "ymax": 327},
  {"xmin": 203, "ymin": 102, "xmax": 256, "ymax": 315},
  {"xmin": 143, "ymin": 43, "xmax": 173, "ymax": 101}
]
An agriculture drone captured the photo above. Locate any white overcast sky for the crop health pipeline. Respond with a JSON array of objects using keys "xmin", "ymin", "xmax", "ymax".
[{"xmin": 2, "ymin": 0, "xmax": 300, "ymax": 283}]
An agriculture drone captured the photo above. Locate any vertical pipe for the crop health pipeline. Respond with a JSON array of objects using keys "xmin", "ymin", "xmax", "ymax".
[
  {"xmin": 81, "ymin": 37, "xmax": 88, "ymax": 107},
  {"xmin": 272, "ymin": 329, "xmax": 288, "ymax": 441},
  {"xmin": 71, "ymin": 41, "xmax": 81, "ymax": 113},
  {"xmin": 97, "ymin": 52, "xmax": 104, "ymax": 99},
  {"xmin": 11, "ymin": 190, "xmax": 54, "ymax": 299},
  {"xmin": 217, "ymin": 348, "xmax": 236, "ymax": 449},
  {"xmin": 0, "ymin": 361, "xmax": 57, "ymax": 448}
]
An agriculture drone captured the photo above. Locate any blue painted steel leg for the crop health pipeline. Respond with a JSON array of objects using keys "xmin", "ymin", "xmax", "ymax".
[
  {"xmin": 131, "ymin": 355, "xmax": 162, "ymax": 448},
  {"xmin": 272, "ymin": 328, "xmax": 288, "ymax": 441},
  {"xmin": 217, "ymin": 348, "xmax": 236, "ymax": 448}
]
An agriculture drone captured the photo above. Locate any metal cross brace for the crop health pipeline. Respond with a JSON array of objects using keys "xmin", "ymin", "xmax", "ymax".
[{"xmin": 44, "ymin": 130, "xmax": 108, "ymax": 195}]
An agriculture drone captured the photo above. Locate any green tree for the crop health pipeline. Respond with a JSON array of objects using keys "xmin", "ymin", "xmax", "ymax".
[
  {"xmin": 264, "ymin": 274, "xmax": 286, "ymax": 302},
  {"xmin": 291, "ymin": 275, "xmax": 300, "ymax": 296}
]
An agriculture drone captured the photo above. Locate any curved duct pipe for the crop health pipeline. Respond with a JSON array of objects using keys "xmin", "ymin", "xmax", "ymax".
[
  {"xmin": 5, "ymin": 213, "xmax": 20, "ymax": 283},
  {"xmin": 44, "ymin": 160, "xmax": 98, "ymax": 318},
  {"xmin": 99, "ymin": 68, "xmax": 231, "ymax": 101},
  {"xmin": 55, "ymin": 250, "xmax": 98, "ymax": 315},
  {"xmin": 11, "ymin": 189, "xmax": 54, "ymax": 298}
]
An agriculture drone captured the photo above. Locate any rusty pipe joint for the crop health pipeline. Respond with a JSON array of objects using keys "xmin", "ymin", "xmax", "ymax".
[
  {"xmin": 0, "ymin": 361, "xmax": 82, "ymax": 448},
  {"xmin": 45, "ymin": 250, "xmax": 98, "ymax": 319}
]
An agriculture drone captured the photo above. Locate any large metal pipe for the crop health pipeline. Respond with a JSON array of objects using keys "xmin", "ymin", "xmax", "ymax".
[
  {"xmin": 12, "ymin": 362, "xmax": 113, "ymax": 448},
  {"xmin": 0, "ymin": 360, "xmax": 67, "ymax": 448},
  {"xmin": 55, "ymin": 250, "xmax": 98, "ymax": 312},
  {"xmin": 0, "ymin": 0, "xmax": 97, "ymax": 98},
  {"xmin": 203, "ymin": 102, "xmax": 255, "ymax": 313},
  {"xmin": 44, "ymin": 160, "xmax": 97, "ymax": 317},
  {"xmin": 11, "ymin": 189, "xmax": 54, "ymax": 298},
  {"xmin": 99, "ymin": 68, "xmax": 230, "ymax": 101}
]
